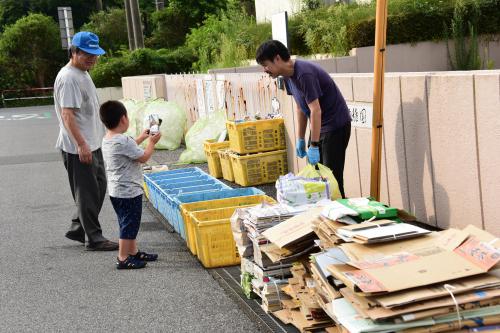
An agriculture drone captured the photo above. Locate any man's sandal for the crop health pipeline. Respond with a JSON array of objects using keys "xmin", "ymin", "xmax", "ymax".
[
  {"xmin": 133, "ymin": 251, "xmax": 158, "ymax": 262},
  {"xmin": 116, "ymin": 255, "xmax": 146, "ymax": 269}
]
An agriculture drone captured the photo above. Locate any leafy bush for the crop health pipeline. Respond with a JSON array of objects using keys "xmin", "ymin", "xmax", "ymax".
[
  {"xmin": 147, "ymin": 0, "xmax": 228, "ymax": 49},
  {"xmin": 0, "ymin": 13, "xmax": 65, "ymax": 89},
  {"xmin": 186, "ymin": 9, "xmax": 271, "ymax": 71},
  {"xmin": 447, "ymin": 0, "xmax": 482, "ymax": 70},
  {"xmin": 348, "ymin": 0, "xmax": 500, "ymax": 49},
  {"xmin": 90, "ymin": 47, "xmax": 196, "ymax": 87},
  {"xmin": 291, "ymin": 0, "xmax": 500, "ymax": 56},
  {"xmin": 80, "ymin": 8, "xmax": 128, "ymax": 55}
]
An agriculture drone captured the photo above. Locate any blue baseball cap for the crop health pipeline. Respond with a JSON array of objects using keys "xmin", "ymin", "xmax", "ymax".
[{"xmin": 71, "ymin": 31, "xmax": 106, "ymax": 56}]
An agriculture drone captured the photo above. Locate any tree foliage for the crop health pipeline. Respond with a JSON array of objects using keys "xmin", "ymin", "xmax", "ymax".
[
  {"xmin": 80, "ymin": 8, "xmax": 128, "ymax": 54},
  {"xmin": 186, "ymin": 8, "xmax": 271, "ymax": 71},
  {"xmin": 147, "ymin": 0, "xmax": 228, "ymax": 49},
  {"xmin": 0, "ymin": 13, "xmax": 65, "ymax": 88}
]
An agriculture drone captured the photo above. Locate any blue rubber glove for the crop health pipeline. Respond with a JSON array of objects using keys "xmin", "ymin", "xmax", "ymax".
[
  {"xmin": 307, "ymin": 146, "xmax": 320, "ymax": 165},
  {"xmin": 296, "ymin": 138, "xmax": 306, "ymax": 158}
]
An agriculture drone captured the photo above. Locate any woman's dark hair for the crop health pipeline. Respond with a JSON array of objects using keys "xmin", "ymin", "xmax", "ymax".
[
  {"xmin": 99, "ymin": 100, "xmax": 127, "ymax": 130},
  {"xmin": 255, "ymin": 40, "xmax": 290, "ymax": 65}
]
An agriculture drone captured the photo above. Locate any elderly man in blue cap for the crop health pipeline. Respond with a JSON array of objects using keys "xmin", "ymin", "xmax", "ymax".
[{"xmin": 53, "ymin": 31, "xmax": 118, "ymax": 251}]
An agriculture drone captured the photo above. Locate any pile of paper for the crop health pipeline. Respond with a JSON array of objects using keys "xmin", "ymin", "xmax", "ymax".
[{"xmin": 323, "ymin": 225, "xmax": 500, "ymax": 333}]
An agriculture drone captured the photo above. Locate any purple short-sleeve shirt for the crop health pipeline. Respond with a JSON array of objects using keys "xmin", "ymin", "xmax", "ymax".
[{"xmin": 285, "ymin": 60, "xmax": 351, "ymax": 134}]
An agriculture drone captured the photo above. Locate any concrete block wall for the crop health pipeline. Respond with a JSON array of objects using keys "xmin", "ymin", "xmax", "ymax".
[
  {"xmin": 331, "ymin": 71, "xmax": 500, "ymax": 232},
  {"xmin": 161, "ymin": 70, "xmax": 500, "ymax": 233},
  {"xmin": 96, "ymin": 87, "xmax": 123, "ymax": 103}
]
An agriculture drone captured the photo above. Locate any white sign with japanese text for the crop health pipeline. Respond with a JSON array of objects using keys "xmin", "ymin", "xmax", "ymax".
[{"xmin": 347, "ymin": 102, "xmax": 373, "ymax": 129}]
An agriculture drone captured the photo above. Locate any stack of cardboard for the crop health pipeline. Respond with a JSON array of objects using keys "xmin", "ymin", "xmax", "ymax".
[
  {"xmin": 235, "ymin": 204, "xmax": 307, "ymax": 312},
  {"xmin": 322, "ymin": 225, "xmax": 500, "ymax": 333},
  {"xmin": 274, "ymin": 263, "xmax": 335, "ymax": 332}
]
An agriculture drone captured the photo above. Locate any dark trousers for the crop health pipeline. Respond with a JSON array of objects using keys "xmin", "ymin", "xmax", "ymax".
[
  {"xmin": 62, "ymin": 149, "xmax": 107, "ymax": 244},
  {"xmin": 314, "ymin": 123, "xmax": 351, "ymax": 198}
]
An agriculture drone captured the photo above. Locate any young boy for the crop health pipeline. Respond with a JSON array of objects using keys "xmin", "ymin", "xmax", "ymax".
[{"xmin": 100, "ymin": 100, "xmax": 162, "ymax": 269}]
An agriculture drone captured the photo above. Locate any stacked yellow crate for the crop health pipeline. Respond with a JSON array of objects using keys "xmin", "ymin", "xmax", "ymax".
[
  {"xmin": 203, "ymin": 139, "xmax": 230, "ymax": 178},
  {"xmin": 226, "ymin": 118, "xmax": 288, "ymax": 186}
]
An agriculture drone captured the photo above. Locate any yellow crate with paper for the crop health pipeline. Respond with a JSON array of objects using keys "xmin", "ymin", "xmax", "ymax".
[{"xmin": 276, "ymin": 163, "xmax": 341, "ymax": 206}]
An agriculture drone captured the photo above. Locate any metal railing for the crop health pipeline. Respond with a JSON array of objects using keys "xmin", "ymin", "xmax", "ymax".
[{"xmin": 0, "ymin": 87, "xmax": 54, "ymax": 108}]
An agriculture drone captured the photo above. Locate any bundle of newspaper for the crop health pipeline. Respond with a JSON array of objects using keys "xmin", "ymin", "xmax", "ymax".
[
  {"xmin": 241, "ymin": 257, "xmax": 292, "ymax": 312},
  {"xmin": 321, "ymin": 225, "xmax": 500, "ymax": 333}
]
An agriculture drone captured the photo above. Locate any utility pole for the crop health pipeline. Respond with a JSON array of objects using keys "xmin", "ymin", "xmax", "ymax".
[
  {"xmin": 124, "ymin": 0, "xmax": 135, "ymax": 50},
  {"xmin": 155, "ymin": 0, "xmax": 164, "ymax": 11},
  {"xmin": 124, "ymin": 0, "xmax": 144, "ymax": 50}
]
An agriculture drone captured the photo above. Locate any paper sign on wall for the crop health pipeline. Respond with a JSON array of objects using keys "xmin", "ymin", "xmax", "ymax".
[
  {"xmin": 143, "ymin": 81, "xmax": 152, "ymax": 100},
  {"xmin": 347, "ymin": 102, "xmax": 373, "ymax": 129},
  {"xmin": 204, "ymin": 80, "xmax": 215, "ymax": 114},
  {"xmin": 196, "ymin": 79, "xmax": 207, "ymax": 118}
]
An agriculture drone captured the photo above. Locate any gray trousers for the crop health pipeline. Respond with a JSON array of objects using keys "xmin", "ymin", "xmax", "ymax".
[{"xmin": 62, "ymin": 149, "xmax": 107, "ymax": 244}]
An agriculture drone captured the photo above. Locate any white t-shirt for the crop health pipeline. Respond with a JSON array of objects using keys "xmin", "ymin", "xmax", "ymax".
[
  {"xmin": 53, "ymin": 63, "xmax": 105, "ymax": 154},
  {"xmin": 101, "ymin": 134, "xmax": 145, "ymax": 198}
]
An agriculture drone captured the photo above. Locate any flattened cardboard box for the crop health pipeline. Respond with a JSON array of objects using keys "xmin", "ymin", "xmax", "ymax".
[
  {"xmin": 328, "ymin": 226, "xmax": 499, "ymax": 293},
  {"xmin": 263, "ymin": 207, "xmax": 324, "ymax": 248}
]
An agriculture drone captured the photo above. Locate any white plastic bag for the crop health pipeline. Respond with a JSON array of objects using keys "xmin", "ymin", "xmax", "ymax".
[{"xmin": 276, "ymin": 173, "xmax": 330, "ymax": 206}]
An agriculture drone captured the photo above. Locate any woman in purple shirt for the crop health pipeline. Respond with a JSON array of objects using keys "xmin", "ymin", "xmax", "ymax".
[{"xmin": 256, "ymin": 40, "xmax": 351, "ymax": 198}]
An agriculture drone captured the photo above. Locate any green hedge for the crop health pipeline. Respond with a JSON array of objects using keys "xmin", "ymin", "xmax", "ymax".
[
  {"xmin": 348, "ymin": 0, "xmax": 500, "ymax": 49},
  {"xmin": 90, "ymin": 47, "xmax": 196, "ymax": 88},
  {"xmin": 291, "ymin": 0, "xmax": 500, "ymax": 56}
]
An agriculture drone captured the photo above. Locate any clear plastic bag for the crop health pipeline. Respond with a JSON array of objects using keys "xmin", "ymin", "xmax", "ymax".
[
  {"xmin": 298, "ymin": 163, "xmax": 342, "ymax": 200},
  {"xmin": 178, "ymin": 110, "xmax": 227, "ymax": 164},
  {"xmin": 121, "ymin": 99, "xmax": 146, "ymax": 138},
  {"xmin": 142, "ymin": 99, "xmax": 187, "ymax": 150}
]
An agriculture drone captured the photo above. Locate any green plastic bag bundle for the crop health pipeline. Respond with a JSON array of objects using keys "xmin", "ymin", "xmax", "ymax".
[
  {"xmin": 121, "ymin": 99, "xmax": 146, "ymax": 138},
  {"xmin": 298, "ymin": 163, "xmax": 342, "ymax": 200},
  {"xmin": 142, "ymin": 99, "xmax": 187, "ymax": 150},
  {"xmin": 178, "ymin": 110, "xmax": 227, "ymax": 164}
]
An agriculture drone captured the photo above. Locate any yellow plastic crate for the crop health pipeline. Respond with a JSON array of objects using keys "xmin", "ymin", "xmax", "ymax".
[
  {"xmin": 181, "ymin": 195, "xmax": 276, "ymax": 255},
  {"xmin": 218, "ymin": 149, "xmax": 235, "ymax": 182},
  {"xmin": 143, "ymin": 181, "xmax": 149, "ymax": 200},
  {"xmin": 203, "ymin": 140, "xmax": 230, "ymax": 178},
  {"xmin": 230, "ymin": 150, "xmax": 288, "ymax": 186},
  {"xmin": 226, "ymin": 119, "xmax": 286, "ymax": 154},
  {"xmin": 191, "ymin": 207, "xmax": 249, "ymax": 268}
]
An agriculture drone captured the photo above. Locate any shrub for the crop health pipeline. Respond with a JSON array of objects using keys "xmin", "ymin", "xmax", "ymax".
[
  {"xmin": 0, "ymin": 13, "xmax": 65, "ymax": 88},
  {"xmin": 90, "ymin": 47, "xmax": 196, "ymax": 88},
  {"xmin": 186, "ymin": 9, "xmax": 271, "ymax": 71}
]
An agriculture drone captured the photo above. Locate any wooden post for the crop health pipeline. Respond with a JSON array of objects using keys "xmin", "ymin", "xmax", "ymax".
[{"xmin": 370, "ymin": 0, "xmax": 388, "ymax": 201}]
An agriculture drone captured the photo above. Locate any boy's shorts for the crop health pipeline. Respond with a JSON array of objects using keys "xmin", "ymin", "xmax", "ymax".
[{"xmin": 110, "ymin": 195, "xmax": 143, "ymax": 240}]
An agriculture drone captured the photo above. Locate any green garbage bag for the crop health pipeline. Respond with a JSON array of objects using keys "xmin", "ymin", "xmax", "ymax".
[
  {"xmin": 121, "ymin": 99, "xmax": 146, "ymax": 138},
  {"xmin": 142, "ymin": 99, "xmax": 187, "ymax": 150},
  {"xmin": 178, "ymin": 110, "xmax": 227, "ymax": 164}
]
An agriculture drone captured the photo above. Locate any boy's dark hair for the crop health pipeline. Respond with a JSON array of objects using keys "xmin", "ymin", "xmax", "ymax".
[
  {"xmin": 255, "ymin": 40, "xmax": 290, "ymax": 65},
  {"xmin": 99, "ymin": 100, "xmax": 127, "ymax": 130}
]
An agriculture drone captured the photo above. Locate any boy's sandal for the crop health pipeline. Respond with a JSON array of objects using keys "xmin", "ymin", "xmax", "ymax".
[
  {"xmin": 133, "ymin": 251, "xmax": 158, "ymax": 262},
  {"xmin": 116, "ymin": 256, "xmax": 147, "ymax": 269}
]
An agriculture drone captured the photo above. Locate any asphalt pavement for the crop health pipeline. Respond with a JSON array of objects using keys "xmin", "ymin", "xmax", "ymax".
[{"xmin": 0, "ymin": 105, "xmax": 262, "ymax": 332}]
